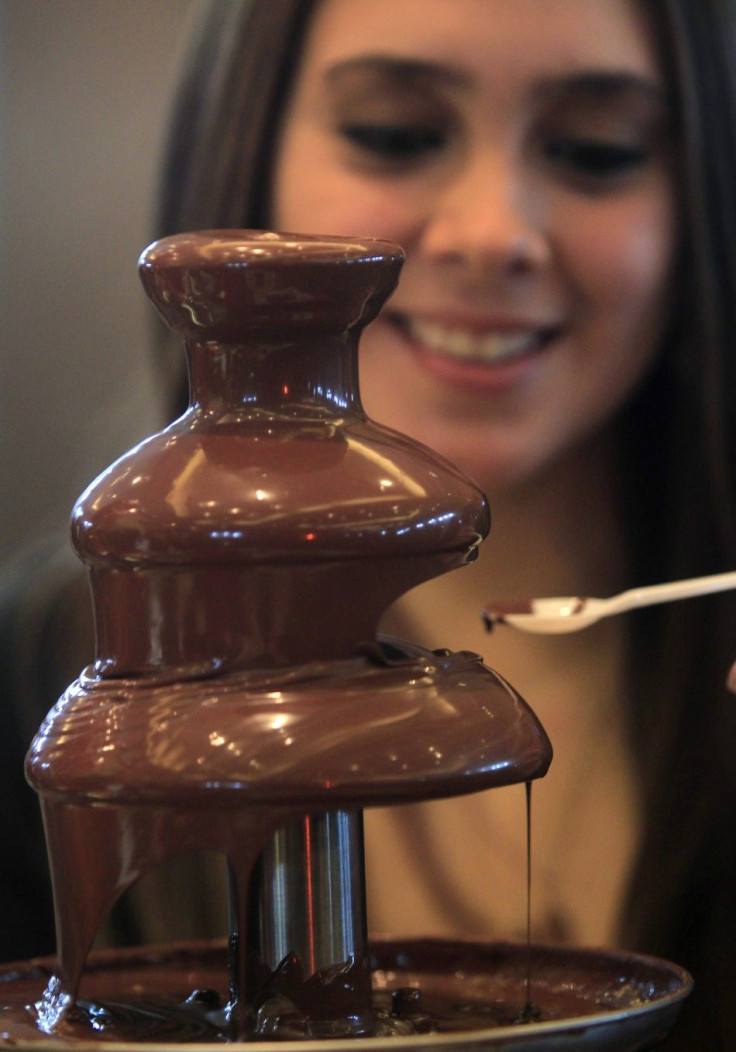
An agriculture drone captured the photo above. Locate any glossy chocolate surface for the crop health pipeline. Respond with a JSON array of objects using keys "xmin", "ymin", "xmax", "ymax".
[
  {"xmin": 0, "ymin": 939, "xmax": 692, "ymax": 1047},
  {"xmin": 23, "ymin": 232, "xmax": 552, "ymax": 1038},
  {"xmin": 29, "ymin": 643, "xmax": 549, "ymax": 806},
  {"xmin": 72, "ymin": 232, "xmax": 490, "ymax": 677}
]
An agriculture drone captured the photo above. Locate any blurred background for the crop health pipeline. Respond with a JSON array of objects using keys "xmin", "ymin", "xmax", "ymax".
[{"xmin": 0, "ymin": 0, "xmax": 197, "ymax": 566}]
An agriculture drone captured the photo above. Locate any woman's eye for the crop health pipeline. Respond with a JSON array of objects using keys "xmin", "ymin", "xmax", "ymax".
[
  {"xmin": 338, "ymin": 122, "xmax": 444, "ymax": 162},
  {"xmin": 545, "ymin": 138, "xmax": 648, "ymax": 179}
]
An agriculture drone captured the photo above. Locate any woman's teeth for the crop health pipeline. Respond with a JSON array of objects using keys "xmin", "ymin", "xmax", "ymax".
[{"xmin": 407, "ymin": 318, "xmax": 547, "ymax": 364}]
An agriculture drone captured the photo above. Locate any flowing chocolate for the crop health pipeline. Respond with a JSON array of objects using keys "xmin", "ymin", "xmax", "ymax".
[{"xmin": 24, "ymin": 232, "xmax": 553, "ymax": 1039}]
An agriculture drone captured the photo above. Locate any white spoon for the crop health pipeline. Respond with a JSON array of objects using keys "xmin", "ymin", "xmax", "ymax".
[{"xmin": 481, "ymin": 570, "xmax": 736, "ymax": 635}]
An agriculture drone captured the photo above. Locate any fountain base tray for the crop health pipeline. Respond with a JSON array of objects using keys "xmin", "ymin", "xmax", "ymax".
[{"xmin": 0, "ymin": 938, "xmax": 691, "ymax": 1051}]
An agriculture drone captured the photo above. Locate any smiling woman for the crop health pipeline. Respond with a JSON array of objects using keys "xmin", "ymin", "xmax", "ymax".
[
  {"xmin": 3, "ymin": 1, "xmax": 736, "ymax": 1050},
  {"xmin": 271, "ymin": 0, "xmax": 676, "ymax": 490},
  {"xmin": 153, "ymin": 4, "xmax": 736, "ymax": 1047}
]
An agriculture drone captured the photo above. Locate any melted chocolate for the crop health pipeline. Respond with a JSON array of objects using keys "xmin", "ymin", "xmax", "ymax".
[
  {"xmin": 0, "ymin": 939, "xmax": 692, "ymax": 1045},
  {"xmin": 26, "ymin": 641, "xmax": 551, "ymax": 1035},
  {"xmin": 21, "ymin": 232, "xmax": 554, "ymax": 1039}
]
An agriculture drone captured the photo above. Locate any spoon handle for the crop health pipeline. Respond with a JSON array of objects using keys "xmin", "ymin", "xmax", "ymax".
[{"xmin": 611, "ymin": 570, "xmax": 736, "ymax": 613}]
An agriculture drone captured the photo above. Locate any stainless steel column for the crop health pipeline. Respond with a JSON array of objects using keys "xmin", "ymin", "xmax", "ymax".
[{"xmin": 254, "ymin": 809, "xmax": 368, "ymax": 975}]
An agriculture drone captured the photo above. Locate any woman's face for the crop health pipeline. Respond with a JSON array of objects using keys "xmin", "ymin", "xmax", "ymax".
[{"xmin": 272, "ymin": 0, "xmax": 676, "ymax": 491}]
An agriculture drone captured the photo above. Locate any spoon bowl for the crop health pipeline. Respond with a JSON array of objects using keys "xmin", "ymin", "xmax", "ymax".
[{"xmin": 482, "ymin": 570, "xmax": 736, "ymax": 634}]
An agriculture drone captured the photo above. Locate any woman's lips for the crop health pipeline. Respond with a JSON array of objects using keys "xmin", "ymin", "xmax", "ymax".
[
  {"xmin": 388, "ymin": 312, "xmax": 560, "ymax": 391},
  {"xmin": 406, "ymin": 316, "xmax": 554, "ymax": 364}
]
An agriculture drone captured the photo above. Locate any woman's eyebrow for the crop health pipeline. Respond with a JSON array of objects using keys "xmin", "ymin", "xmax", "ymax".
[
  {"xmin": 325, "ymin": 55, "xmax": 469, "ymax": 89},
  {"xmin": 535, "ymin": 70, "xmax": 669, "ymax": 108},
  {"xmin": 322, "ymin": 59, "xmax": 669, "ymax": 116}
]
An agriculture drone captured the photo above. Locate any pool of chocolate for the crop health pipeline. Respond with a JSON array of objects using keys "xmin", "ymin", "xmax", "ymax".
[{"xmin": 0, "ymin": 938, "xmax": 691, "ymax": 1050}]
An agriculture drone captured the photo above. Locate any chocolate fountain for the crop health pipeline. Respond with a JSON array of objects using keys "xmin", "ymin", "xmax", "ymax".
[{"xmin": 2, "ymin": 232, "xmax": 690, "ymax": 1049}]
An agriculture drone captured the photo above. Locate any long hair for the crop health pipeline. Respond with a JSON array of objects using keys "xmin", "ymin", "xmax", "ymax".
[
  {"xmin": 157, "ymin": 2, "xmax": 736, "ymax": 1045},
  {"xmin": 157, "ymin": 0, "xmax": 317, "ymax": 235},
  {"xmin": 614, "ymin": 6, "xmax": 736, "ymax": 1045}
]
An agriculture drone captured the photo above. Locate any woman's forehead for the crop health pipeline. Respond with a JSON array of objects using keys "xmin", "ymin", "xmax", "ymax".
[{"xmin": 300, "ymin": 0, "xmax": 665, "ymax": 84}]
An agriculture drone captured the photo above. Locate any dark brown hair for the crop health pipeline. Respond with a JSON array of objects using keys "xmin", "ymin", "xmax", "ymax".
[
  {"xmin": 156, "ymin": 2, "xmax": 736, "ymax": 1046},
  {"xmin": 158, "ymin": 0, "xmax": 317, "ymax": 235}
]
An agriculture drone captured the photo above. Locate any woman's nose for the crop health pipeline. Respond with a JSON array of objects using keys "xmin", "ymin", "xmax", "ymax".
[{"xmin": 419, "ymin": 151, "xmax": 551, "ymax": 276}]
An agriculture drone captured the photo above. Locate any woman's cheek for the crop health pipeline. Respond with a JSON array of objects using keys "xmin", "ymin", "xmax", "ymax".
[
  {"xmin": 309, "ymin": 185, "xmax": 418, "ymax": 246},
  {"xmin": 275, "ymin": 144, "xmax": 418, "ymax": 243},
  {"xmin": 569, "ymin": 198, "xmax": 674, "ymax": 323}
]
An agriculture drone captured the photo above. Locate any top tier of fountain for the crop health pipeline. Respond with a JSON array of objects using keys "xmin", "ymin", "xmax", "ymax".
[{"xmin": 72, "ymin": 230, "xmax": 490, "ymax": 679}]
